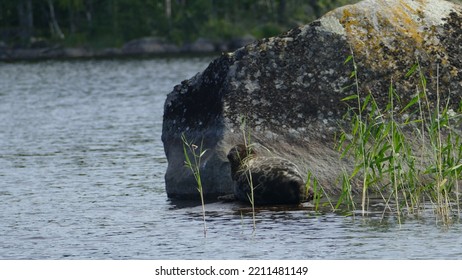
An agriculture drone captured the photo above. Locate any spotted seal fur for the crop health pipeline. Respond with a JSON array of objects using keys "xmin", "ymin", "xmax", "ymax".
[{"xmin": 226, "ymin": 144, "xmax": 313, "ymax": 205}]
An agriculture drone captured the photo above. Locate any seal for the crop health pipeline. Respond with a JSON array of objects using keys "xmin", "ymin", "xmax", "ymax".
[{"xmin": 227, "ymin": 144, "xmax": 313, "ymax": 205}]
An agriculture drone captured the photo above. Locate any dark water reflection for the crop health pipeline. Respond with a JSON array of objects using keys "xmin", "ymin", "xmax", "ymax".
[{"xmin": 1, "ymin": 58, "xmax": 462, "ymax": 259}]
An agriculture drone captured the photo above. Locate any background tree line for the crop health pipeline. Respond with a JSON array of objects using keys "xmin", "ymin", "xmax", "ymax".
[{"xmin": 0, "ymin": 0, "xmax": 361, "ymax": 48}]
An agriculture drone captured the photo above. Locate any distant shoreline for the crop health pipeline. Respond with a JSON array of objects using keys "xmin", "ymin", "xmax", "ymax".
[
  {"xmin": 0, "ymin": 36, "xmax": 255, "ymax": 62},
  {"xmin": 0, "ymin": 46, "xmax": 218, "ymax": 62}
]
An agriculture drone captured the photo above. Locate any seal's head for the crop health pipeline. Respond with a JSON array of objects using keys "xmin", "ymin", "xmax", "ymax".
[{"xmin": 227, "ymin": 144, "xmax": 254, "ymax": 179}]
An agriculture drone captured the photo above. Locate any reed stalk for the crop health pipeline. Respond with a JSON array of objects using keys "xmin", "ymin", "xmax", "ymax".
[
  {"xmin": 240, "ymin": 116, "xmax": 257, "ymax": 232},
  {"xmin": 338, "ymin": 54, "xmax": 462, "ymax": 224},
  {"xmin": 181, "ymin": 133, "xmax": 207, "ymax": 237}
]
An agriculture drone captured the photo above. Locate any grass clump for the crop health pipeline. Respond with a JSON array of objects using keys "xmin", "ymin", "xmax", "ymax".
[
  {"xmin": 239, "ymin": 116, "xmax": 257, "ymax": 232},
  {"xmin": 337, "ymin": 55, "xmax": 462, "ymax": 224},
  {"xmin": 181, "ymin": 133, "xmax": 208, "ymax": 237}
]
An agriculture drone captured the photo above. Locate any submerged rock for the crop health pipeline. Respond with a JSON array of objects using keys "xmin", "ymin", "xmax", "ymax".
[{"xmin": 162, "ymin": 0, "xmax": 462, "ymax": 201}]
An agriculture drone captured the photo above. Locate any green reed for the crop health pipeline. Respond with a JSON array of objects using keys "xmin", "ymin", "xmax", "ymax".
[
  {"xmin": 337, "ymin": 55, "xmax": 462, "ymax": 224},
  {"xmin": 239, "ymin": 116, "xmax": 257, "ymax": 232},
  {"xmin": 181, "ymin": 133, "xmax": 207, "ymax": 236}
]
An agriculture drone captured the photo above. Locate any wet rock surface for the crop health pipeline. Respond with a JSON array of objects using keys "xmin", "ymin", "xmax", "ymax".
[{"xmin": 162, "ymin": 0, "xmax": 462, "ymax": 200}]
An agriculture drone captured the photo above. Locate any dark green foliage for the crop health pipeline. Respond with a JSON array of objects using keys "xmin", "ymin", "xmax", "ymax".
[{"xmin": 0, "ymin": 0, "xmax": 359, "ymax": 48}]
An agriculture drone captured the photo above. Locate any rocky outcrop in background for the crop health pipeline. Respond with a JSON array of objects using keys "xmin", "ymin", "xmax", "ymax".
[
  {"xmin": 0, "ymin": 36, "xmax": 256, "ymax": 61},
  {"xmin": 162, "ymin": 0, "xmax": 462, "ymax": 200}
]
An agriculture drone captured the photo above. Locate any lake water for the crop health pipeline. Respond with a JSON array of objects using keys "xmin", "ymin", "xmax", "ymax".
[{"xmin": 1, "ymin": 57, "xmax": 462, "ymax": 260}]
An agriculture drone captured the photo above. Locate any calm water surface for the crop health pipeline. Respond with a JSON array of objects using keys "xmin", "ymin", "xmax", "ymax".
[{"xmin": 1, "ymin": 57, "xmax": 462, "ymax": 259}]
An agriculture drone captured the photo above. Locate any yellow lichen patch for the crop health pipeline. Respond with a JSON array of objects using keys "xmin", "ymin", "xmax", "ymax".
[
  {"xmin": 390, "ymin": 2, "xmax": 423, "ymax": 46},
  {"xmin": 334, "ymin": 0, "xmax": 449, "ymax": 72}
]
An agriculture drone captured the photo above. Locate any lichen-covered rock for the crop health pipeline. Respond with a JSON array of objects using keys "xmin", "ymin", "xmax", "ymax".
[{"xmin": 162, "ymin": 0, "xmax": 462, "ymax": 200}]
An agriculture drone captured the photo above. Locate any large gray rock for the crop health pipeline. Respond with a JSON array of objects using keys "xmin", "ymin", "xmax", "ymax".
[{"xmin": 162, "ymin": 0, "xmax": 462, "ymax": 200}]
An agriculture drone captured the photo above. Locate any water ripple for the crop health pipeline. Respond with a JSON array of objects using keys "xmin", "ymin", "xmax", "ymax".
[{"xmin": 1, "ymin": 58, "xmax": 462, "ymax": 259}]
